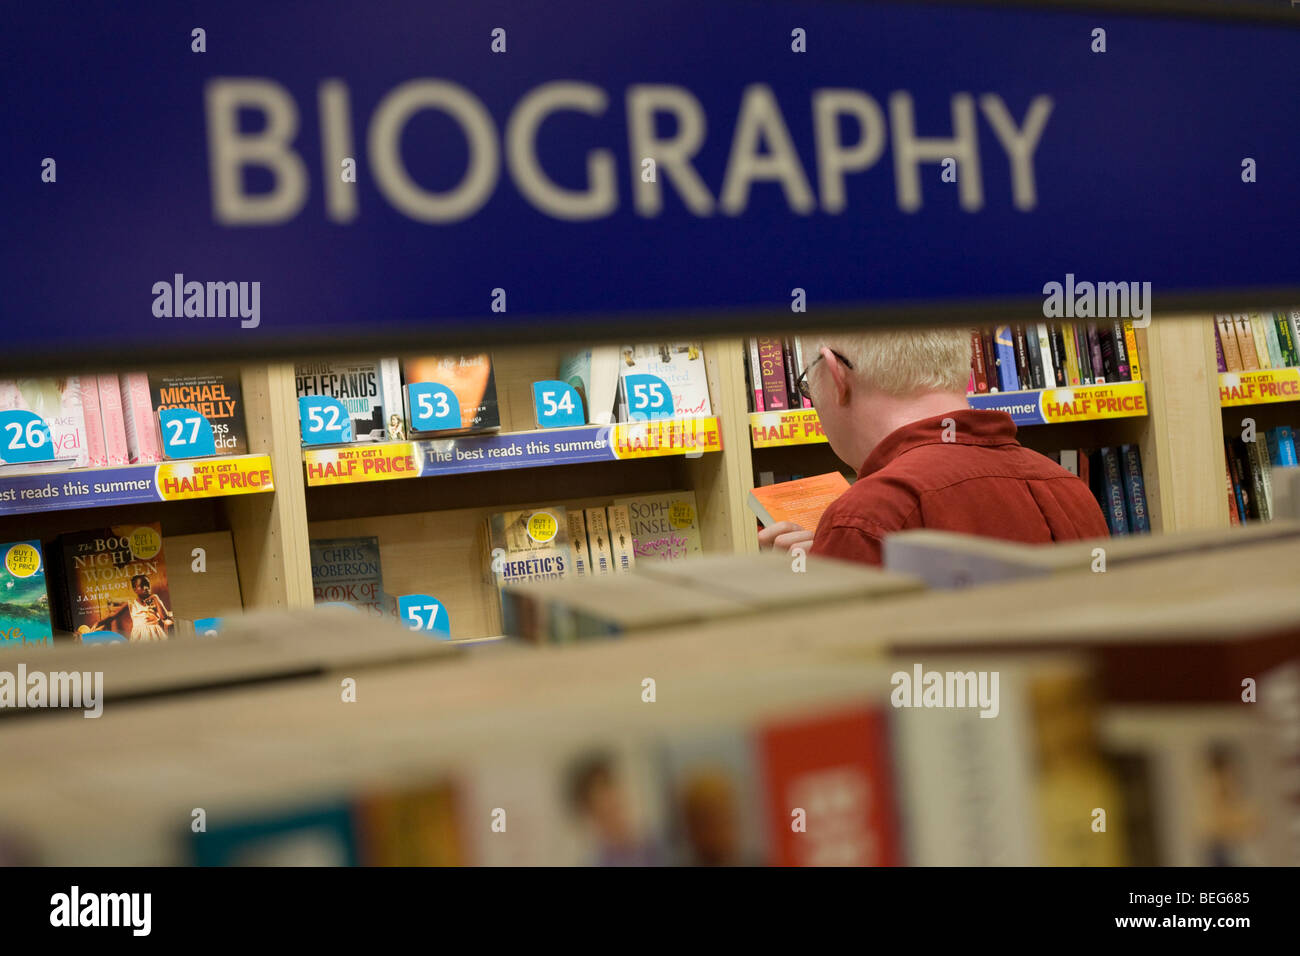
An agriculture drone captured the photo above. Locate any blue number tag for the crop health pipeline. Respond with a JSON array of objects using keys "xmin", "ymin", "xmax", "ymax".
[
  {"xmin": 0, "ymin": 410, "xmax": 55, "ymax": 464},
  {"xmin": 399, "ymin": 593, "xmax": 451, "ymax": 640},
  {"xmin": 407, "ymin": 383, "xmax": 461, "ymax": 432},
  {"xmin": 623, "ymin": 374, "xmax": 674, "ymax": 421},
  {"xmin": 158, "ymin": 407, "xmax": 218, "ymax": 458},
  {"xmin": 81, "ymin": 630, "xmax": 128, "ymax": 644},
  {"xmin": 299, "ymin": 396, "xmax": 354, "ymax": 445},
  {"xmin": 532, "ymin": 380, "xmax": 585, "ymax": 428}
]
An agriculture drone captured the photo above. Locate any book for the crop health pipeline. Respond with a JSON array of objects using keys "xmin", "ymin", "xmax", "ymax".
[
  {"xmin": 583, "ymin": 507, "xmax": 614, "ymax": 577},
  {"xmin": 993, "ymin": 326, "xmax": 1019, "ymax": 392},
  {"xmin": 1213, "ymin": 322, "xmax": 1227, "ymax": 373},
  {"xmin": 969, "ymin": 331, "xmax": 989, "ymax": 394},
  {"xmin": 1060, "ymin": 323, "xmax": 1081, "ymax": 386},
  {"xmin": 148, "ymin": 367, "xmax": 248, "ymax": 457},
  {"xmin": 78, "ymin": 376, "xmax": 106, "ymax": 467},
  {"xmin": 118, "ymin": 372, "xmax": 162, "ymax": 464},
  {"xmin": 558, "ymin": 346, "xmax": 621, "ymax": 425},
  {"xmin": 1123, "ymin": 320, "xmax": 1143, "ymax": 381},
  {"xmin": 605, "ymin": 505, "xmax": 636, "ymax": 574},
  {"xmin": 1035, "ymin": 324, "xmax": 1056, "ymax": 388},
  {"xmin": 618, "ymin": 342, "xmax": 711, "ymax": 420},
  {"xmin": 758, "ymin": 705, "xmax": 902, "ymax": 866},
  {"xmin": 657, "ymin": 731, "xmax": 770, "ymax": 866},
  {"xmin": 1225, "ymin": 439, "xmax": 1249, "ymax": 523},
  {"xmin": 354, "ymin": 779, "xmax": 465, "ymax": 865},
  {"xmin": 781, "ymin": 339, "xmax": 801, "ymax": 408},
  {"xmin": 755, "ymin": 338, "xmax": 788, "ymax": 412},
  {"xmin": 567, "ymin": 510, "xmax": 591, "ymax": 577},
  {"xmin": 1108, "ymin": 319, "xmax": 1131, "ymax": 380},
  {"xmin": 746, "ymin": 339, "xmax": 765, "ymax": 412},
  {"xmin": 1047, "ymin": 324, "xmax": 1068, "ymax": 387},
  {"xmin": 55, "ymin": 523, "xmax": 173, "ymax": 640},
  {"xmin": 1266, "ymin": 426, "xmax": 1297, "ymax": 467},
  {"xmin": 380, "ymin": 358, "xmax": 407, "ymax": 440},
  {"xmin": 610, "ymin": 491, "xmax": 703, "ymax": 562},
  {"xmin": 747, "ymin": 472, "xmax": 851, "ymax": 531},
  {"xmin": 0, "ymin": 541, "xmax": 52, "ymax": 647},
  {"xmin": 1098, "ymin": 447, "xmax": 1130, "ymax": 536},
  {"xmin": 1075, "ymin": 323, "xmax": 1095, "ymax": 384},
  {"xmin": 1251, "ymin": 313, "xmax": 1278, "ymax": 369},
  {"xmin": 193, "ymin": 801, "xmax": 359, "ymax": 866},
  {"xmin": 403, "ymin": 354, "xmax": 500, "ymax": 435},
  {"xmin": 1215, "ymin": 316, "xmax": 1243, "ymax": 371},
  {"xmin": 791, "ymin": 338, "xmax": 814, "ymax": 408},
  {"xmin": 1274, "ymin": 313, "xmax": 1299, "ymax": 367},
  {"xmin": 1234, "ymin": 314, "xmax": 1260, "ymax": 371},
  {"xmin": 1245, "ymin": 440, "xmax": 1273, "ymax": 522},
  {"xmin": 1015, "ymin": 324, "xmax": 1040, "ymax": 390},
  {"xmin": 981, "ymin": 329, "xmax": 1001, "ymax": 392},
  {"xmin": 309, "ymin": 536, "xmax": 389, "ymax": 617},
  {"xmin": 1120, "ymin": 444, "xmax": 1150, "ymax": 533},
  {"xmin": 96, "ymin": 374, "xmax": 129, "ymax": 465},
  {"xmin": 488, "ymin": 507, "xmax": 574, "ymax": 592},
  {"xmin": 0, "ymin": 378, "xmax": 89, "ymax": 468},
  {"xmin": 294, "ymin": 360, "xmax": 388, "ymax": 442},
  {"xmin": 1225, "ymin": 457, "xmax": 1240, "ymax": 526}
]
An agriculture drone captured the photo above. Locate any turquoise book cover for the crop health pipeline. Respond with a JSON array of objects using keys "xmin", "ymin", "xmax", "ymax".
[{"xmin": 0, "ymin": 540, "xmax": 53, "ymax": 646}]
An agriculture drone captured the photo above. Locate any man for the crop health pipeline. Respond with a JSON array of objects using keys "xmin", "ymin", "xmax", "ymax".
[{"xmin": 758, "ymin": 327, "xmax": 1109, "ymax": 564}]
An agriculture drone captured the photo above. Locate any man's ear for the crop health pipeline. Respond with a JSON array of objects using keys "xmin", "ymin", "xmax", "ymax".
[{"xmin": 821, "ymin": 346, "xmax": 852, "ymax": 405}]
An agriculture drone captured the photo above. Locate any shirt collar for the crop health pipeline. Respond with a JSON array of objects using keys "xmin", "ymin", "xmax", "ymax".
[{"xmin": 857, "ymin": 409, "xmax": 1019, "ymax": 479}]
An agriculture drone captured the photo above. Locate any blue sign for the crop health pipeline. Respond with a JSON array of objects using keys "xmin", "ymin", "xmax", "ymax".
[
  {"xmin": 532, "ymin": 380, "xmax": 585, "ymax": 428},
  {"xmin": 298, "ymin": 396, "xmax": 354, "ymax": 445},
  {"xmin": 3, "ymin": 2, "xmax": 1298, "ymax": 370},
  {"xmin": 407, "ymin": 383, "xmax": 462, "ymax": 432},
  {"xmin": 159, "ymin": 408, "xmax": 218, "ymax": 458},
  {"xmin": 398, "ymin": 594, "xmax": 451, "ymax": 639},
  {"xmin": 622, "ymin": 374, "xmax": 674, "ymax": 421},
  {"xmin": 193, "ymin": 616, "xmax": 223, "ymax": 637},
  {"xmin": 0, "ymin": 411, "xmax": 55, "ymax": 464}
]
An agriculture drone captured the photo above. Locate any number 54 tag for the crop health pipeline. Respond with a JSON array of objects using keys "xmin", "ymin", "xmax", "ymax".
[{"xmin": 532, "ymin": 381, "xmax": 585, "ymax": 428}]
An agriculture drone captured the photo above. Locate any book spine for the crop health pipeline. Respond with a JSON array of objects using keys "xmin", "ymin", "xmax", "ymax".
[
  {"xmin": 791, "ymin": 338, "xmax": 812, "ymax": 408},
  {"xmin": 1086, "ymin": 323, "xmax": 1107, "ymax": 383},
  {"xmin": 1216, "ymin": 316, "xmax": 1242, "ymax": 371},
  {"xmin": 120, "ymin": 372, "xmax": 162, "ymax": 463},
  {"xmin": 993, "ymin": 326, "xmax": 1020, "ymax": 392},
  {"xmin": 1234, "ymin": 314, "xmax": 1260, "ymax": 370},
  {"xmin": 1253, "ymin": 313, "xmax": 1281, "ymax": 369},
  {"xmin": 1098, "ymin": 325, "xmax": 1119, "ymax": 382},
  {"xmin": 567, "ymin": 511, "xmax": 590, "ymax": 577},
  {"xmin": 1035, "ymin": 324, "xmax": 1055, "ymax": 388},
  {"xmin": 1253, "ymin": 438, "xmax": 1274, "ymax": 521},
  {"xmin": 756, "ymin": 338, "xmax": 788, "ymax": 411},
  {"xmin": 1022, "ymin": 324, "xmax": 1045, "ymax": 390},
  {"xmin": 1099, "ymin": 447, "xmax": 1129, "ymax": 535},
  {"xmin": 1224, "ymin": 456, "xmax": 1240, "ymax": 526},
  {"xmin": 1274, "ymin": 313, "xmax": 1299, "ymax": 367},
  {"xmin": 1292, "ymin": 311, "xmax": 1300, "ymax": 364},
  {"xmin": 96, "ymin": 375, "xmax": 129, "ymax": 465},
  {"xmin": 379, "ymin": 358, "xmax": 406, "ymax": 440},
  {"xmin": 969, "ymin": 331, "xmax": 989, "ymax": 393},
  {"xmin": 1047, "ymin": 324, "xmax": 1068, "ymax": 386},
  {"xmin": 1245, "ymin": 441, "xmax": 1270, "ymax": 522},
  {"xmin": 982, "ymin": 329, "xmax": 1000, "ymax": 392},
  {"xmin": 78, "ymin": 375, "xmax": 107, "ymax": 467},
  {"xmin": 606, "ymin": 505, "xmax": 635, "ymax": 574},
  {"xmin": 1122, "ymin": 320, "xmax": 1143, "ymax": 381},
  {"xmin": 1231, "ymin": 439, "xmax": 1257, "ymax": 521},
  {"xmin": 583, "ymin": 507, "xmax": 613, "ymax": 576},
  {"xmin": 747, "ymin": 339, "xmax": 765, "ymax": 412},
  {"xmin": 1013, "ymin": 324, "xmax": 1036, "ymax": 389},
  {"xmin": 1277, "ymin": 426, "xmax": 1299, "ymax": 466},
  {"xmin": 1119, "ymin": 444, "xmax": 1150, "ymax": 533},
  {"xmin": 1109, "ymin": 320, "xmax": 1131, "ymax": 380},
  {"xmin": 781, "ymin": 339, "xmax": 801, "ymax": 408},
  {"xmin": 1225, "ymin": 439, "xmax": 1248, "ymax": 523},
  {"xmin": 1213, "ymin": 322, "xmax": 1227, "ymax": 372},
  {"xmin": 1060, "ymin": 323, "xmax": 1081, "ymax": 385}
]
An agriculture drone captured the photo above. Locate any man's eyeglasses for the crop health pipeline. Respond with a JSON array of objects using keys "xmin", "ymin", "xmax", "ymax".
[{"xmin": 795, "ymin": 350, "xmax": 853, "ymax": 402}]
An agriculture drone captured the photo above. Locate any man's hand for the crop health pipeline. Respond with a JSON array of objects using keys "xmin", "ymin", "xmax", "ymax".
[{"xmin": 757, "ymin": 521, "xmax": 815, "ymax": 554}]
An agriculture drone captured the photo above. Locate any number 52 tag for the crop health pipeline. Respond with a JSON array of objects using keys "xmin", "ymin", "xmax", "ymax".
[{"xmin": 299, "ymin": 396, "xmax": 353, "ymax": 446}]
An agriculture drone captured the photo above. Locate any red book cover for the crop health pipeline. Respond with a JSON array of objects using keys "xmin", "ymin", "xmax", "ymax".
[
  {"xmin": 757, "ymin": 705, "xmax": 901, "ymax": 866},
  {"xmin": 756, "ymin": 338, "xmax": 788, "ymax": 411}
]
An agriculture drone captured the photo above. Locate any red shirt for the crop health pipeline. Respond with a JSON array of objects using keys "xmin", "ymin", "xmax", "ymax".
[{"xmin": 811, "ymin": 410, "xmax": 1109, "ymax": 566}]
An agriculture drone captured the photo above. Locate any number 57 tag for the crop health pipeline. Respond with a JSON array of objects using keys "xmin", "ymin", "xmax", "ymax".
[{"xmin": 399, "ymin": 593, "xmax": 451, "ymax": 640}]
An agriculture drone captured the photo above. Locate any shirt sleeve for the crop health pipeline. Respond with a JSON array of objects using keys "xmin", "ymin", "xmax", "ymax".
[{"xmin": 810, "ymin": 522, "xmax": 885, "ymax": 566}]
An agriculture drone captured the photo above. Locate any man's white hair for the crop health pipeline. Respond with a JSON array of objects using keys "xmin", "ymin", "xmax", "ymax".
[{"xmin": 801, "ymin": 327, "xmax": 972, "ymax": 396}]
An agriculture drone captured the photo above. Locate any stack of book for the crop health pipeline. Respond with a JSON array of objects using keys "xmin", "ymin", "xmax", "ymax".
[
  {"xmin": 1214, "ymin": 312, "xmax": 1300, "ymax": 372},
  {"xmin": 561, "ymin": 343, "xmax": 712, "ymax": 424},
  {"xmin": 1224, "ymin": 428, "xmax": 1297, "ymax": 524},
  {"xmin": 968, "ymin": 321, "xmax": 1141, "ymax": 394},
  {"xmin": 1047, "ymin": 446, "xmax": 1150, "ymax": 536},
  {"xmin": 743, "ymin": 337, "xmax": 813, "ymax": 413},
  {"xmin": 0, "ymin": 370, "xmax": 249, "ymax": 467}
]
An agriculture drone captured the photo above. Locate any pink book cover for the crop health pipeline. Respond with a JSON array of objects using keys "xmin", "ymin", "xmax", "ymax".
[
  {"xmin": 119, "ymin": 372, "xmax": 161, "ymax": 463},
  {"xmin": 78, "ymin": 375, "xmax": 107, "ymax": 467},
  {"xmin": 97, "ymin": 374, "xmax": 130, "ymax": 465},
  {"xmin": 0, "ymin": 378, "xmax": 89, "ymax": 467}
]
